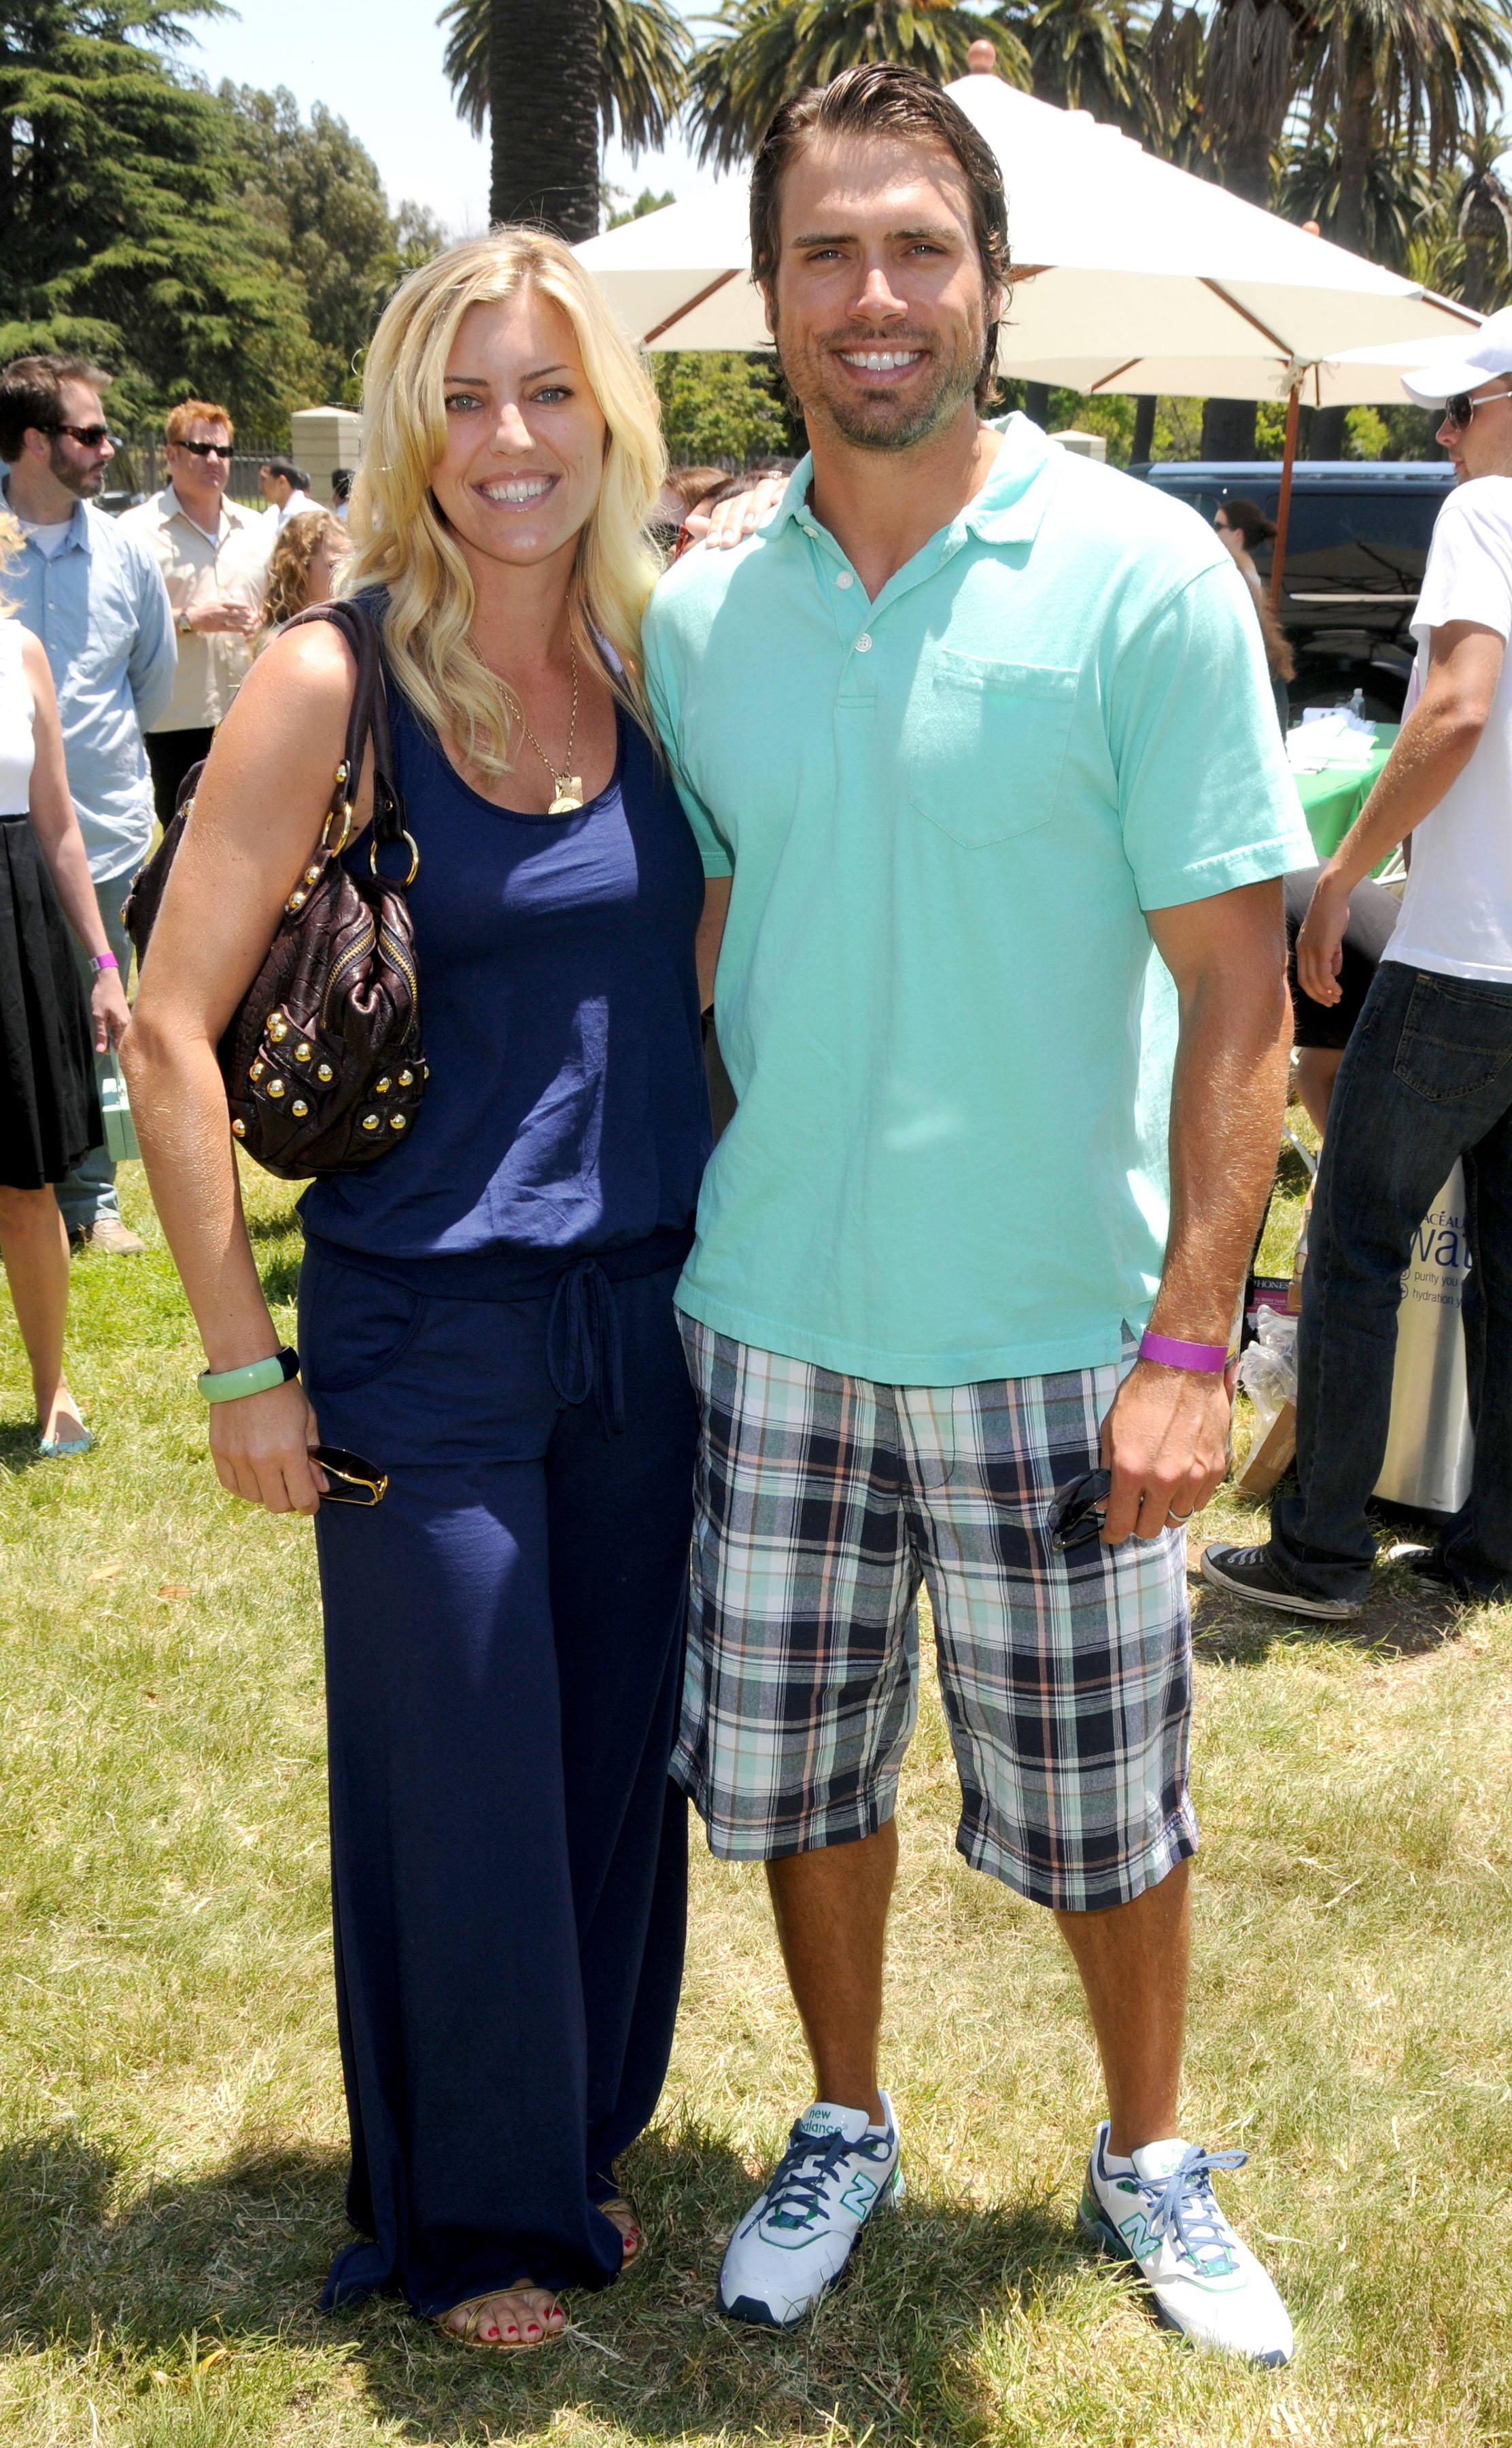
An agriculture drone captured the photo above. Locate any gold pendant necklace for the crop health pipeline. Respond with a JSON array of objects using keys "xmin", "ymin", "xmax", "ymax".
[{"xmin": 500, "ymin": 639, "xmax": 583, "ymax": 813}]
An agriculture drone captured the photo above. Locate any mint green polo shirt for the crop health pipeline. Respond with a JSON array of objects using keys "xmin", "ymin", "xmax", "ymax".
[{"xmin": 642, "ymin": 415, "xmax": 1312, "ymax": 1384}]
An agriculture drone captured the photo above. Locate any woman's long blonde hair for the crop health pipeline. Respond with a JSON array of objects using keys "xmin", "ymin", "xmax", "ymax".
[
  {"xmin": 0, "ymin": 509, "xmax": 24, "ymax": 614},
  {"xmin": 343, "ymin": 228, "xmax": 666, "ymax": 779}
]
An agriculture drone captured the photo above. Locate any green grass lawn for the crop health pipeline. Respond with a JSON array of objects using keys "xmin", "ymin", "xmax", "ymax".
[{"xmin": 1, "ymin": 1154, "xmax": 1509, "ymax": 2446}]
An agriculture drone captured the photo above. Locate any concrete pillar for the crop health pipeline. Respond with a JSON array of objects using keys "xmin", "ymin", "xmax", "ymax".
[{"xmin": 290, "ymin": 407, "xmax": 364, "ymax": 507}]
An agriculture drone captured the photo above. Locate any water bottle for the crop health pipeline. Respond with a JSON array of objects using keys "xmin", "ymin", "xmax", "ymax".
[
  {"xmin": 1374, "ymin": 1162, "xmax": 1475, "ymax": 1515},
  {"xmin": 1349, "ymin": 687, "xmax": 1365, "ymax": 719}
]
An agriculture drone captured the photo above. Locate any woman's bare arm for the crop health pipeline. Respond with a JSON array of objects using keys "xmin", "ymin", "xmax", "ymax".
[
  {"xmin": 122, "ymin": 621, "xmax": 373, "ymax": 1516},
  {"xmin": 19, "ymin": 632, "xmax": 131, "ymax": 1047}
]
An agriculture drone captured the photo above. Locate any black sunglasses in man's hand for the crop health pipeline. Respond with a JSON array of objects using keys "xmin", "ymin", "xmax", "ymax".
[{"xmin": 1047, "ymin": 1467, "xmax": 1112, "ymax": 1552}]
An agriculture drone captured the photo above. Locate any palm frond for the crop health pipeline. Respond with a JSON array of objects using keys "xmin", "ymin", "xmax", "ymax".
[
  {"xmin": 687, "ymin": 0, "xmax": 1029, "ymax": 173},
  {"xmin": 439, "ymin": 0, "xmax": 691, "ymax": 156}
]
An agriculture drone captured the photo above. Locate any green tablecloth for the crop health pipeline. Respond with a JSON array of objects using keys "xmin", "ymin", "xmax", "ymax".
[{"xmin": 1294, "ymin": 723, "xmax": 1398, "ymax": 861}]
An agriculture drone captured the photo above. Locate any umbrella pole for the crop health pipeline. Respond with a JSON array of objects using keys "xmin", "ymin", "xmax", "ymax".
[{"xmin": 1269, "ymin": 383, "xmax": 1301, "ymax": 613}]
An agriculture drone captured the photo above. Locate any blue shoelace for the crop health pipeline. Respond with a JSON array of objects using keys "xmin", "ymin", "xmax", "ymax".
[
  {"xmin": 762, "ymin": 2122, "xmax": 890, "ymax": 2234},
  {"xmin": 1121, "ymin": 2145, "xmax": 1248, "ymax": 2273}
]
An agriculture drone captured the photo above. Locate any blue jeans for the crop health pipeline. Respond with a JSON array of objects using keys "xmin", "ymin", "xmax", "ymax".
[
  {"xmin": 54, "ymin": 874, "xmax": 133, "ymax": 1231},
  {"xmin": 1271, "ymin": 959, "xmax": 1512, "ymax": 1603}
]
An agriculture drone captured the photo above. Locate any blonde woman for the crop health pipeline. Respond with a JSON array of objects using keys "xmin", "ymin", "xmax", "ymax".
[
  {"xmin": 123, "ymin": 235, "xmax": 711, "ymax": 2345},
  {"xmin": 256, "ymin": 507, "xmax": 351, "ymax": 644},
  {"xmin": 0, "ymin": 513, "xmax": 131, "ymax": 1454}
]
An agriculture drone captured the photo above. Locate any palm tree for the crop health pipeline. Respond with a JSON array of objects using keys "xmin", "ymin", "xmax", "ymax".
[
  {"xmin": 1402, "ymin": 128, "xmax": 1512, "ymax": 308},
  {"xmin": 441, "ymin": 0, "xmax": 692, "ymax": 162},
  {"xmin": 991, "ymin": 0, "xmax": 1133, "ymax": 122},
  {"xmin": 1456, "ymin": 120, "xmax": 1512, "ymax": 311},
  {"xmin": 1300, "ymin": 0, "xmax": 1512, "ymax": 258},
  {"xmin": 1280, "ymin": 122, "xmax": 1433, "ymax": 268},
  {"xmin": 479, "ymin": 0, "xmax": 600, "ymax": 237},
  {"xmin": 1299, "ymin": 0, "xmax": 1511, "ymax": 447},
  {"xmin": 686, "ymin": 0, "xmax": 1029, "ymax": 172}
]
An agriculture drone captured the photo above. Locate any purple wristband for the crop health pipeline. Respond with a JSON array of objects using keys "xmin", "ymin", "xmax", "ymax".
[
  {"xmin": 90, "ymin": 951, "xmax": 119, "ymax": 974},
  {"xmin": 1139, "ymin": 1330, "xmax": 1230, "ymax": 1374}
]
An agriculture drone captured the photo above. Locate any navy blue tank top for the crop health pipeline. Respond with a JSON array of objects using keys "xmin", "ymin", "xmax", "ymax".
[{"xmin": 300, "ymin": 660, "xmax": 710, "ymax": 1280}]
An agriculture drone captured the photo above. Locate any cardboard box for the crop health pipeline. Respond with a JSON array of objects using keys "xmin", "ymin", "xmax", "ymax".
[{"xmin": 1235, "ymin": 1400, "xmax": 1296, "ymax": 1497}]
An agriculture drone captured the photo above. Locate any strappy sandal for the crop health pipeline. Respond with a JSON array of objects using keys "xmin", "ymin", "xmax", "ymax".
[
  {"xmin": 432, "ymin": 2286, "xmax": 565, "ymax": 2351},
  {"xmin": 601, "ymin": 2194, "xmax": 645, "ymax": 2266}
]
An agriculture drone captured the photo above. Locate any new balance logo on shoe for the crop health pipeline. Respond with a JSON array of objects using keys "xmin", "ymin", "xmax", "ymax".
[
  {"xmin": 717, "ymin": 2096, "xmax": 904, "ymax": 2330},
  {"xmin": 1079, "ymin": 2123, "xmax": 1293, "ymax": 2365}
]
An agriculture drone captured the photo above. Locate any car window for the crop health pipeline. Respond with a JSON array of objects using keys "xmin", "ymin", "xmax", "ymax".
[
  {"xmin": 1149, "ymin": 477, "xmax": 1447, "ymax": 592},
  {"xmin": 1278, "ymin": 492, "xmax": 1443, "ymax": 579}
]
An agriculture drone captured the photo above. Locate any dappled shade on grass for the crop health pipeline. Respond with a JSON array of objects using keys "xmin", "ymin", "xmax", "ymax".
[{"xmin": 0, "ymin": 1157, "xmax": 1508, "ymax": 2443}]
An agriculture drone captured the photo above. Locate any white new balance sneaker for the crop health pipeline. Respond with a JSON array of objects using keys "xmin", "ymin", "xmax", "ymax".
[
  {"xmin": 717, "ymin": 2096, "xmax": 904, "ymax": 2329},
  {"xmin": 1078, "ymin": 2122, "xmax": 1294, "ymax": 2366}
]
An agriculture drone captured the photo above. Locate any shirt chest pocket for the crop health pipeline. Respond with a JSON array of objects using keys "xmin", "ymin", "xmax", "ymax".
[{"xmin": 906, "ymin": 652, "xmax": 1079, "ymax": 851}]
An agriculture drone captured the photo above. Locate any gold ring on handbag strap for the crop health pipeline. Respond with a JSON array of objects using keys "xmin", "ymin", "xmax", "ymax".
[{"xmin": 371, "ymin": 828, "xmax": 420, "ymax": 887}]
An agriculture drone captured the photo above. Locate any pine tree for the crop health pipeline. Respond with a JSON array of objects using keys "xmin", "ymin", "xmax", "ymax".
[
  {"xmin": 220, "ymin": 83, "xmax": 445, "ymax": 406},
  {"xmin": 0, "ymin": 1, "xmax": 319, "ymax": 425}
]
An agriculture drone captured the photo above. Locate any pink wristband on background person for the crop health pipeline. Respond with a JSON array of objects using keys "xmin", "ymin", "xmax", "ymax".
[
  {"xmin": 90, "ymin": 951, "xmax": 119, "ymax": 973},
  {"xmin": 1139, "ymin": 1330, "xmax": 1230, "ymax": 1374}
]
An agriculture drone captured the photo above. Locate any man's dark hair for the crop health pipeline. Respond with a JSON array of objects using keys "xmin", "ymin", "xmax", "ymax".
[
  {"xmin": 330, "ymin": 466, "xmax": 353, "ymax": 502},
  {"xmin": 0, "ymin": 354, "xmax": 111, "ymax": 463},
  {"xmin": 749, "ymin": 65, "xmax": 1011, "ymax": 410},
  {"xmin": 262, "ymin": 455, "xmax": 309, "ymax": 488}
]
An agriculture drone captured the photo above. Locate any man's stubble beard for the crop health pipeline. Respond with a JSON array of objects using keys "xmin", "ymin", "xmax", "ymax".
[
  {"xmin": 49, "ymin": 439, "xmax": 103, "ymax": 501},
  {"xmin": 772, "ymin": 305, "xmax": 987, "ymax": 456}
]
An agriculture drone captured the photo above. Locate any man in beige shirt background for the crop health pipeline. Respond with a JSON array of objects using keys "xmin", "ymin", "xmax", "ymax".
[{"xmin": 119, "ymin": 398, "xmax": 270, "ymax": 823}]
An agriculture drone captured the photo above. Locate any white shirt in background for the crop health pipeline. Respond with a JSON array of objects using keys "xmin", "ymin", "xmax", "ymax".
[
  {"xmin": 0, "ymin": 619, "xmax": 36, "ymax": 814},
  {"xmin": 117, "ymin": 486, "xmax": 270, "ymax": 731},
  {"xmin": 1388, "ymin": 475, "xmax": 1512, "ymax": 984},
  {"xmin": 19, "ymin": 519, "xmax": 73, "ymax": 560}
]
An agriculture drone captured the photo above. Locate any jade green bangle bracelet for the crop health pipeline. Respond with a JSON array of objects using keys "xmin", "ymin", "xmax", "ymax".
[{"xmin": 197, "ymin": 1345, "xmax": 300, "ymax": 1404}]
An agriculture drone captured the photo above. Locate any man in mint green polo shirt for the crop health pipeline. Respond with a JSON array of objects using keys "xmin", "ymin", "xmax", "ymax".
[{"xmin": 643, "ymin": 64, "xmax": 1312, "ymax": 2364}]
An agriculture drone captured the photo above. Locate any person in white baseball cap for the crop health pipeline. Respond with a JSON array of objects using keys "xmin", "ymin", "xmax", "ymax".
[
  {"xmin": 1398, "ymin": 303, "xmax": 1512, "ymax": 483},
  {"xmin": 1204, "ymin": 303, "xmax": 1512, "ymax": 1622}
]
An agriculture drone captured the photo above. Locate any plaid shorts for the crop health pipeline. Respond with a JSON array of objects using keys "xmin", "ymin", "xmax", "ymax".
[{"xmin": 674, "ymin": 1316, "xmax": 1198, "ymax": 1914}]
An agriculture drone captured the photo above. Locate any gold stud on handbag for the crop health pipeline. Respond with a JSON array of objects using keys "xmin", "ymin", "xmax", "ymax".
[{"xmin": 122, "ymin": 599, "xmax": 426, "ymax": 1181}]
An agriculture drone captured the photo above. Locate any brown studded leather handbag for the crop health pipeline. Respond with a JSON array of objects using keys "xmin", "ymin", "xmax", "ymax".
[{"xmin": 122, "ymin": 596, "xmax": 426, "ymax": 1182}]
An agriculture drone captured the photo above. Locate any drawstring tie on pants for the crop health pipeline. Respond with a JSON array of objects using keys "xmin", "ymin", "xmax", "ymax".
[{"xmin": 547, "ymin": 1258, "xmax": 625, "ymax": 1438}]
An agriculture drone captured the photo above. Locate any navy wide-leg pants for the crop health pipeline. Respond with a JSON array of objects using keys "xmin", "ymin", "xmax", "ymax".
[{"xmin": 298, "ymin": 1240, "xmax": 695, "ymax": 2317}]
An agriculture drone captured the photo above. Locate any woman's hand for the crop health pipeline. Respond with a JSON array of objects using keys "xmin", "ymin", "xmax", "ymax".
[
  {"xmin": 90, "ymin": 969, "xmax": 131, "ymax": 1051},
  {"xmin": 209, "ymin": 1376, "xmax": 328, "ymax": 1515}
]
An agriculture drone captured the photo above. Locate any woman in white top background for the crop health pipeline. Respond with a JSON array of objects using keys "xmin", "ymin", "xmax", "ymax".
[{"xmin": 0, "ymin": 511, "xmax": 131, "ymax": 1453}]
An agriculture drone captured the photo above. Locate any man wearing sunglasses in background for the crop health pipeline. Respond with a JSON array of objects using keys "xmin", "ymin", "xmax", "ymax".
[
  {"xmin": 0, "ymin": 354, "xmax": 177, "ymax": 1255},
  {"xmin": 1205, "ymin": 306, "xmax": 1512, "ymax": 1620},
  {"xmin": 120, "ymin": 400, "xmax": 271, "ymax": 830}
]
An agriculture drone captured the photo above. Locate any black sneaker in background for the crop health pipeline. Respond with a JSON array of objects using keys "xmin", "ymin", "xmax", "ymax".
[{"xmin": 1200, "ymin": 1542, "xmax": 1362, "ymax": 1620}]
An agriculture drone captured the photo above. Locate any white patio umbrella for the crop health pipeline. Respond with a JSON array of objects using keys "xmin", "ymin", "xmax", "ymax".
[
  {"xmin": 1288, "ymin": 333, "xmax": 1485, "ymax": 408},
  {"xmin": 574, "ymin": 71, "xmax": 1478, "ymax": 598},
  {"xmin": 576, "ymin": 73, "xmax": 1475, "ymax": 376}
]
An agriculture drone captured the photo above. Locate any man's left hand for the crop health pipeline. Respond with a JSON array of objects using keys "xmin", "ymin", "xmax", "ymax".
[
  {"xmin": 1099, "ymin": 1358, "xmax": 1232, "ymax": 1543},
  {"xmin": 1296, "ymin": 864, "xmax": 1352, "ymax": 1006}
]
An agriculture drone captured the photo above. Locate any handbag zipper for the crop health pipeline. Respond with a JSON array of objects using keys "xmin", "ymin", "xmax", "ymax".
[{"xmin": 320, "ymin": 918, "xmax": 377, "ymax": 1028}]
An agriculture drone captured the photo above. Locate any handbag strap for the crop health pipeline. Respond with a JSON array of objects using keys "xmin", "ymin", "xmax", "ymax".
[{"xmin": 282, "ymin": 597, "xmax": 406, "ymax": 852}]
